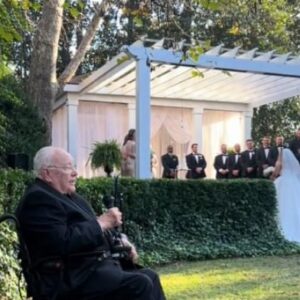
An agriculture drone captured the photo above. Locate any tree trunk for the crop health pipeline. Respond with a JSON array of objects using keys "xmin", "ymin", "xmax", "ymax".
[
  {"xmin": 28, "ymin": 0, "xmax": 65, "ymax": 145},
  {"xmin": 58, "ymin": 1, "xmax": 108, "ymax": 84}
]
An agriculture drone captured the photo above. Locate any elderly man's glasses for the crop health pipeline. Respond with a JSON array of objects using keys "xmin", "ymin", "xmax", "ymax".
[{"xmin": 46, "ymin": 165, "xmax": 76, "ymax": 172}]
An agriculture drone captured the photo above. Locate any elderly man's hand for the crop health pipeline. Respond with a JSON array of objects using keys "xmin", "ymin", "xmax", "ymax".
[
  {"xmin": 121, "ymin": 234, "xmax": 139, "ymax": 263},
  {"xmin": 97, "ymin": 208, "xmax": 122, "ymax": 230}
]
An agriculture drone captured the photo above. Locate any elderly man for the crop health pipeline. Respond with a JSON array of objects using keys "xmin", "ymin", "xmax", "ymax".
[{"xmin": 16, "ymin": 146, "xmax": 165, "ymax": 300}]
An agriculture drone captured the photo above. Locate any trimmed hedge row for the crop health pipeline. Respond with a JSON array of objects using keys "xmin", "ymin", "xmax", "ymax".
[
  {"xmin": 76, "ymin": 177, "xmax": 300, "ymax": 265},
  {"xmin": 1, "ymin": 170, "xmax": 300, "ymax": 299}
]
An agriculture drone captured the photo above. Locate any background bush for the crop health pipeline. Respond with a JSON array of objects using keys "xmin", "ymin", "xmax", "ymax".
[{"xmin": 0, "ymin": 171, "xmax": 299, "ymax": 299}]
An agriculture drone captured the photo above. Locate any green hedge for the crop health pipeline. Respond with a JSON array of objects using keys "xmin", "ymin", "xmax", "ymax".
[
  {"xmin": 76, "ymin": 177, "xmax": 300, "ymax": 265},
  {"xmin": 1, "ymin": 170, "xmax": 299, "ymax": 299}
]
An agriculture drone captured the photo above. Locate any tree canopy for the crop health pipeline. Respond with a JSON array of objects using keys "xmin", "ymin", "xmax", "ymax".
[{"xmin": 0, "ymin": 0, "xmax": 299, "ymax": 153}]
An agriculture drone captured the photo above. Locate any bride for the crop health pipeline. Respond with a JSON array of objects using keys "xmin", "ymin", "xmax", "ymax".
[{"xmin": 273, "ymin": 148, "xmax": 300, "ymax": 243}]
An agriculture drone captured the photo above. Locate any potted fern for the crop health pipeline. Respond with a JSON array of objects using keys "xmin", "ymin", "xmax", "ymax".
[{"xmin": 89, "ymin": 140, "xmax": 122, "ymax": 177}]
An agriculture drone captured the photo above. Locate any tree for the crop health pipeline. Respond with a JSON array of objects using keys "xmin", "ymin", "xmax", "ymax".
[
  {"xmin": 252, "ymin": 98, "xmax": 300, "ymax": 145},
  {"xmin": 3, "ymin": 0, "xmax": 300, "ymax": 146},
  {"xmin": 28, "ymin": 0, "xmax": 109, "ymax": 145}
]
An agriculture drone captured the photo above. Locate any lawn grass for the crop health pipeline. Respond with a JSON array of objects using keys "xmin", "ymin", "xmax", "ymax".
[{"xmin": 157, "ymin": 255, "xmax": 300, "ymax": 300}]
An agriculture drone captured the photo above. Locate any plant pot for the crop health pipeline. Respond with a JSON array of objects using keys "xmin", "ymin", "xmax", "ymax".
[{"xmin": 104, "ymin": 165, "xmax": 113, "ymax": 177}]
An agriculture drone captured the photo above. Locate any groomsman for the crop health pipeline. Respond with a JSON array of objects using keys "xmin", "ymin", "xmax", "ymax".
[
  {"xmin": 161, "ymin": 145, "xmax": 179, "ymax": 179},
  {"xmin": 228, "ymin": 143, "xmax": 242, "ymax": 179},
  {"xmin": 289, "ymin": 128, "xmax": 300, "ymax": 164},
  {"xmin": 256, "ymin": 136, "xmax": 272, "ymax": 178},
  {"xmin": 213, "ymin": 144, "xmax": 229, "ymax": 179},
  {"xmin": 241, "ymin": 139, "xmax": 257, "ymax": 178},
  {"xmin": 269, "ymin": 136, "xmax": 285, "ymax": 166},
  {"xmin": 185, "ymin": 143, "xmax": 207, "ymax": 179}
]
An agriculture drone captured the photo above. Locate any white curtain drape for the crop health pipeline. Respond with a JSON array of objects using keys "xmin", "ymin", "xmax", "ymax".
[
  {"xmin": 203, "ymin": 110, "xmax": 243, "ymax": 178},
  {"xmin": 77, "ymin": 101, "xmax": 128, "ymax": 177},
  {"xmin": 151, "ymin": 106, "xmax": 193, "ymax": 179},
  {"xmin": 52, "ymin": 102, "xmax": 244, "ymax": 179}
]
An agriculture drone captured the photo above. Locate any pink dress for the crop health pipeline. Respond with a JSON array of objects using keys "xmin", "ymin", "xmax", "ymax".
[{"xmin": 121, "ymin": 140, "xmax": 136, "ymax": 177}]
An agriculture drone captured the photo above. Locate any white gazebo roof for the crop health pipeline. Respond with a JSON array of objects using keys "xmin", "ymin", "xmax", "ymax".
[
  {"xmin": 65, "ymin": 41, "xmax": 300, "ymax": 108},
  {"xmin": 62, "ymin": 40, "xmax": 300, "ymax": 178}
]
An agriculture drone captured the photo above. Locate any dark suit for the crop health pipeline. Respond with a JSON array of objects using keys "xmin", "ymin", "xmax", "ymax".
[
  {"xmin": 161, "ymin": 153, "xmax": 179, "ymax": 179},
  {"xmin": 269, "ymin": 146, "xmax": 286, "ymax": 166},
  {"xmin": 16, "ymin": 179, "xmax": 165, "ymax": 300},
  {"xmin": 256, "ymin": 147, "xmax": 273, "ymax": 177},
  {"xmin": 228, "ymin": 153, "xmax": 242, "ymax": 179},
  {"xmin": 241, "ymin": 149, "xmax": 257, "ymax": 178},
  {"xmin": 213, "ymin": 154, "xmax": 229, "ymax": 179},
  {"xmin": 185, "ymin": 153, "xmax": 206, "ymax": 179},
  {"xmin": 289, "ymin": 138, "xmax": 300, "ymax": 164}
]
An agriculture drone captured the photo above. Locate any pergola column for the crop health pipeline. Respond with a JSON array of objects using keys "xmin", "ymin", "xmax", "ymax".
[
  {"xmin": 243, "ymin": 110, "xmax": 253, "ymax": 140},
  {"xmin": 192, "ymin": 106, "xmax": 204, "ymax": 153},
  {"xmin": 135, "ymin": 56, "xmax": 151, "ymax": 179},
  {"xmin": 128, "ymin": 102, "xmax": 136, "ymax": 130},
  {"xmin": 66, "ymin": 97, "xmax": 78, "ymax": 164}
]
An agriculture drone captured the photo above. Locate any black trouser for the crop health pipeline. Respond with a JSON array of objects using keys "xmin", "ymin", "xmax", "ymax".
[{"xmin": 77, "ymin": 268, "xmax": 166, "ymax": 300}]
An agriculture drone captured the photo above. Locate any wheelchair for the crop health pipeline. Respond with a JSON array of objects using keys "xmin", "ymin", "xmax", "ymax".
[
  {"xmin": 0, "ymin": 214, "xmax": 130, "ymax": 300},
  {"xmin": 0, "ymin": 214, "xmax": 97, "ymax": 300}
]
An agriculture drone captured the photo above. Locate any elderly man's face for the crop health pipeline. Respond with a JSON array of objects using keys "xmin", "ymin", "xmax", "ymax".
[{"xmin": 43, "ymin": 149, "xmax": 78, "ymax": 195}]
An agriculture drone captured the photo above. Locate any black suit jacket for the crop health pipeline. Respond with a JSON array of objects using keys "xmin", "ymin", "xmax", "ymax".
[
  {"xmin": 269, "ymin": 146, "xmax": 286, "ymax": 166},
  {"xmin": 228, "ymin": 153, "xmax": 242, "ymax": 178},
  {"xmin": 289, "ymin": 138, "xmax": 300, "ymax": 164},
  {"xmin": 161, "ymin": 153, "xmax": 179, "ymax": 178},
  {"xmin": 241, "ymin": 149, "xmax": 257, "ymax": 178},
  {"xmin": 16, "ymin": 179, "xmax": 123, "ymax": 298},
  {"xmin": 213, "ymin": 154, "xmax": 229, "ymax": 179},
  {"xmin": 256, "ymin": 147, "xmax": 273, "ymax": 177},
  {"xmin": 185, "ymin": 153, "xmax": 206, "ymax": 179}
]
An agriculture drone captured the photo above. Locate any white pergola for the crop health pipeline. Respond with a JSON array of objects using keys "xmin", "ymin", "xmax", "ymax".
[{"xmin": 58, "ymin": 40, "xmax": 300, "ymax": 179}]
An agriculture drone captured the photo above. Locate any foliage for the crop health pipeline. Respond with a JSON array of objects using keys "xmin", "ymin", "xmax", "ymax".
[
  {"xmin": 76, "ymin": 177, "xmax": 300, "ymax": 266},
  {"xmin": 159, "ymin": 255, "xmax": 300, "ymax": 299},
  {"xmin": 89, "ymin": 140, "xmax": 122, "ymax": 176},
  {"xmin": 252, "ymin": 97, "xmax": 300, "ymax": 145},
  {"xmin": 0, "ymin": 75, "xmax": 44, "ymax": 167},
  {"xmin": 0, "ymin": 222, "xmax": 25, "ymax": 300},
  {"xmin": 0, "ymin": 170, "xmax": 300, "ymax": 298},
  {"xmin": 0, "ymin": 169, "xmax": 32, "ymax": 300}
]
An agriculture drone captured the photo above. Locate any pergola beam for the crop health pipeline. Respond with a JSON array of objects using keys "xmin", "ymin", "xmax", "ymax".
[{"xmin": 123, "ymin": 45, "xmax": 300, "ymax": 78}]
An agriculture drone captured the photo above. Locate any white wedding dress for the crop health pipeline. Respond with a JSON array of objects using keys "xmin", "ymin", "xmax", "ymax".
[{"xmin": 275, "ymin": 148, "xmax": 300, "ymax": 243}]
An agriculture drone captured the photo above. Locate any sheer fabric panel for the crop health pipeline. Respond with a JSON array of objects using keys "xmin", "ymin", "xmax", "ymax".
[
  {"xmin": 151, "ymin": 106, "xmax": 193, "ymax": 179},
  {"xmin": 203, "ymin": 110, "xmax": 243, "ymax": 178},
  {"xmin": 77, "ymin": 101, "xmax": 128, "ymax": 178}
]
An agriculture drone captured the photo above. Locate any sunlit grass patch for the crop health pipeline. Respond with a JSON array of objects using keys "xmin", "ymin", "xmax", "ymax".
[{"xmin": 157, "ymin": 255, "xmax": 300, "ymax": 300}]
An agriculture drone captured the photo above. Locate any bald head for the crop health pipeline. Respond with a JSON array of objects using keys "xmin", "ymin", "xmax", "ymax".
[
  {"xmin": 34, "ymin": 146, "xmax": 74, "ymax": 175},
  {"xmin": 34, "ymin": 146, "xmax": 77, "ymax": 194}
]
